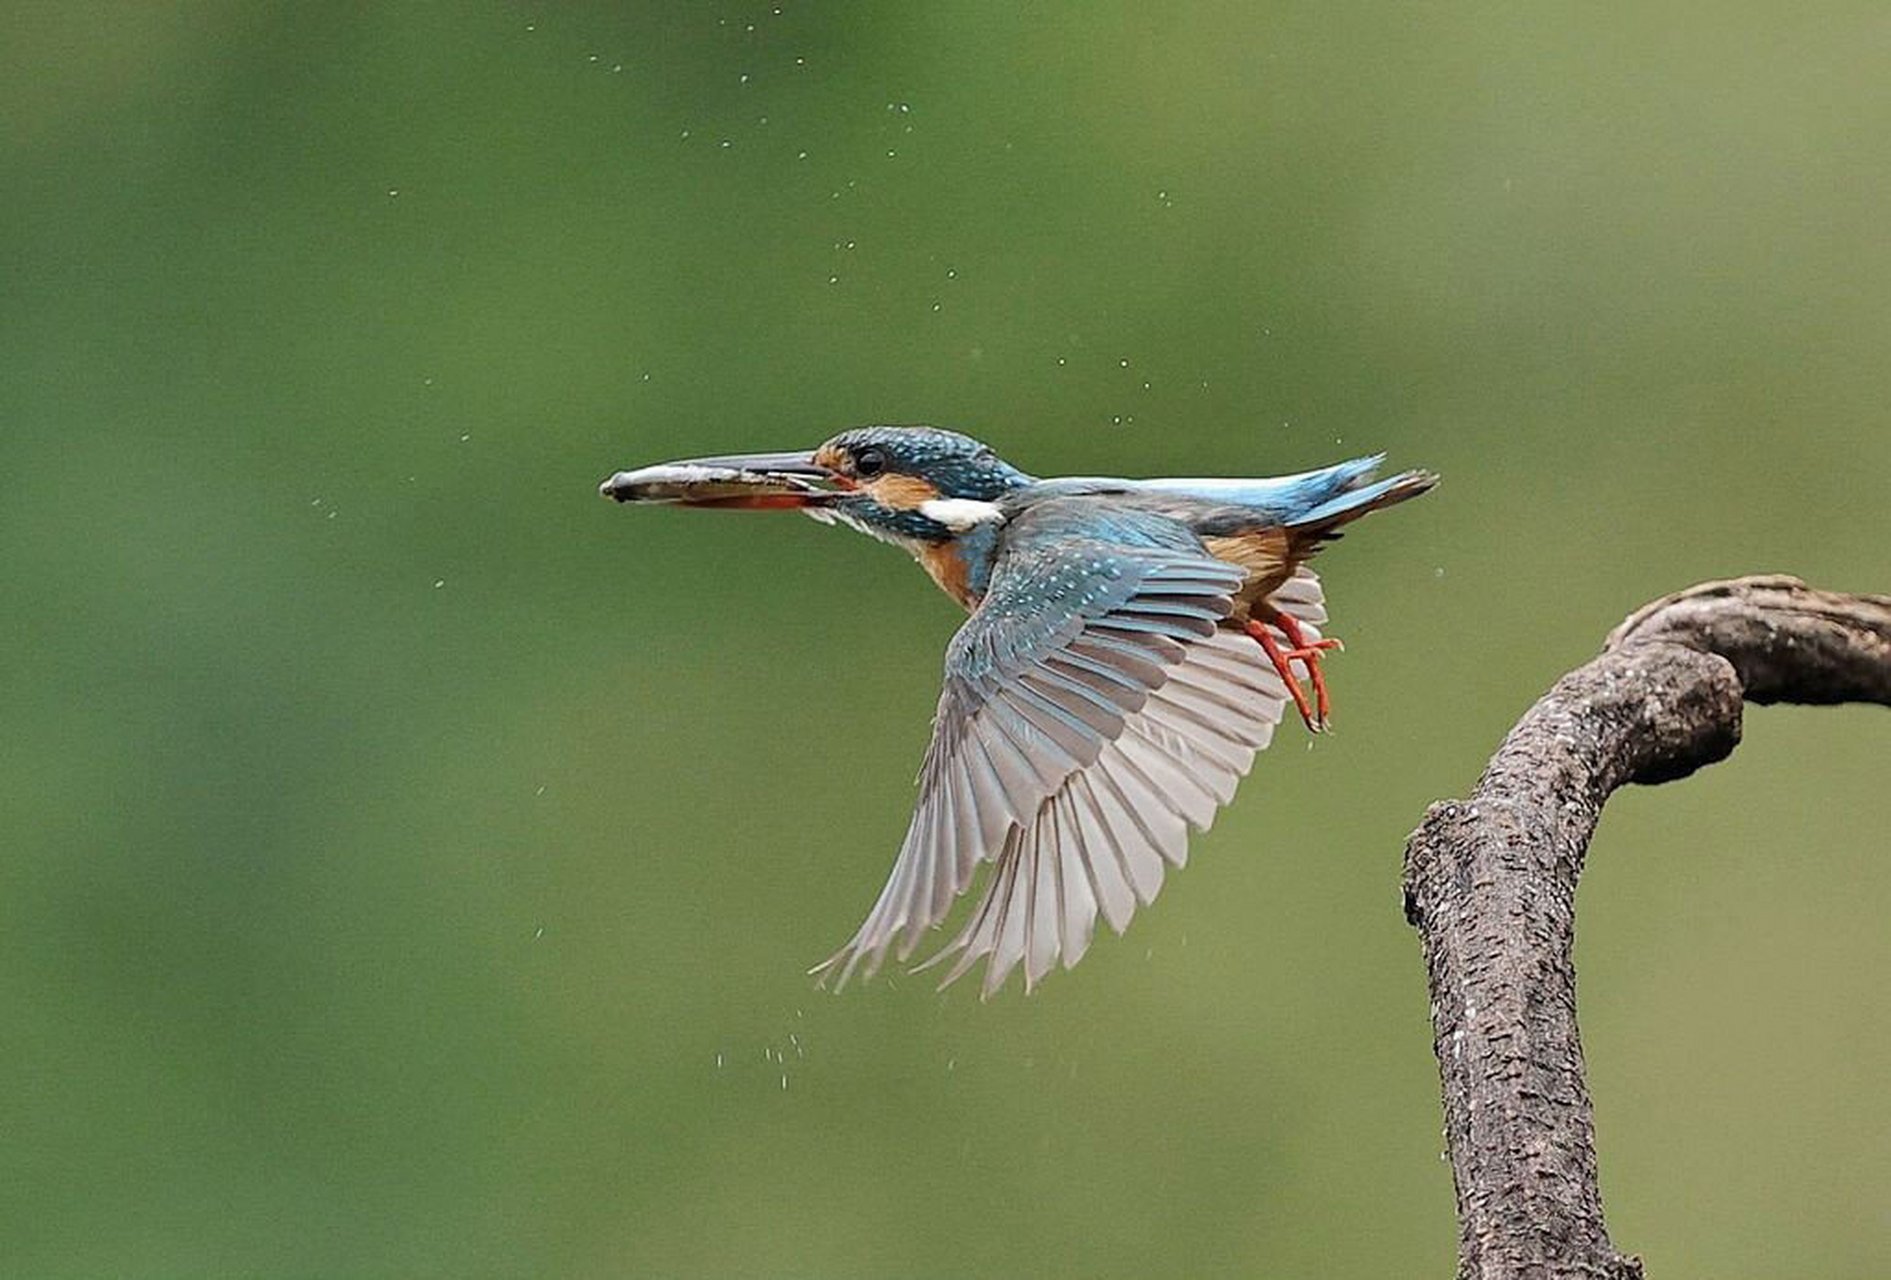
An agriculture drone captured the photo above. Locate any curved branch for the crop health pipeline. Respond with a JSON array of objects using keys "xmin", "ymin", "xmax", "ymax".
[{"xmin": 1400, "ymin": 576, "xmax": 1891, "ymax": 1279}]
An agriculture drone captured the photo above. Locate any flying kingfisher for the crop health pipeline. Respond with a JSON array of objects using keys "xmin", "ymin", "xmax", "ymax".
[{"xmin": 601, "ymin": 426, "xmax": 1436, "ymax": 996}]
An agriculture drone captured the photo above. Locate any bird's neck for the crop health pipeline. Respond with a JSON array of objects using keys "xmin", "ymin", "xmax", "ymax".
[
  {"xmin": 822, "ymin": 489, "xmax": 1013, "ymax": 609},
  {"xmin": 917, "ymin": 524, "xmax": 1003, "ymax": 609}
]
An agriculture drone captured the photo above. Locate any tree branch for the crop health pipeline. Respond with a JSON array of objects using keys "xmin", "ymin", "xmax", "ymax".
[{"xmin": 1400, "ymin": 576, "xmax": 1891, "ymax": 1279}]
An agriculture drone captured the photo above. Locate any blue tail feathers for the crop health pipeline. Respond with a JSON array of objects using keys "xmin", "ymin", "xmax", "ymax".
[{"xmin": 1288, "ymin": 466, "xmax": 1439, "ymax": 530}]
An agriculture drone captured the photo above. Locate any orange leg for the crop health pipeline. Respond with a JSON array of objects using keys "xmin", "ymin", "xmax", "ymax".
[
  {"xmin": 1276, "ymin": 611, "xmax": 1342, "ymax": 727},
  {"xmin": 1243, "ymin": 613, "xmax": 1343, "ymax": 731}
]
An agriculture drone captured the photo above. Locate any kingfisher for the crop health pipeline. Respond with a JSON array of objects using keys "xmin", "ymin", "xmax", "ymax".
[{"xmin": 601, "ymin": 426, "xmax": 1436, "ymax": 996}]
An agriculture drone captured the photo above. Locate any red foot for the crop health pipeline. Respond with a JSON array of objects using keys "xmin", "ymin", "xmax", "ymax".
[{"xmin": 1243, "ymin": 613, "xmax": 1343, "ymax": 731}]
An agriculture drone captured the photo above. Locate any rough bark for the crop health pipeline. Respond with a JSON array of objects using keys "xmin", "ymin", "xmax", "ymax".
[{"xmin": 1400, "ymin": 576, "xmax": 1891, "ymax": 1279}]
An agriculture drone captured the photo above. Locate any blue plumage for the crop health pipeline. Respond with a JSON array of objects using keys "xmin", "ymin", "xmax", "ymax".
[{"xmin": 1043, "ymin": 454, "xmax": 1387, "ymax": 522}]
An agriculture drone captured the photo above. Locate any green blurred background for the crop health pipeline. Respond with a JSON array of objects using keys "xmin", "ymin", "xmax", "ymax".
[{"xmin": 4, "ymin": 3, "xmax": 1887, "ymax": 1276}]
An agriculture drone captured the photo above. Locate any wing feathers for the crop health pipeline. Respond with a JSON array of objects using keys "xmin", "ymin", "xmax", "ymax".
[
  {"xmin": 812, "ymin": 541, "xmax": 1328, "ymax": 994},
  {"xmin": 1068, "ymin": 772, "xmax": 1136, "ymax": 935},
  {"xmin": 1054, "ymin": 796, "xmax": 1098, "ymax": 970},
  {"xmin": 1027, "ymin": 817, "xmax": 1062, "ymax": 990},
  {"xmin": 1085, "ymin": 749, "xmax": 1175, "ymax": 900}
]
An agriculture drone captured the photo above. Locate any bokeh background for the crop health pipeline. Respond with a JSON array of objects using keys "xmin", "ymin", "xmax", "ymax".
[{"xmin": 5, "ymin": 4, "xmax": 1888, "ymax": 1276}]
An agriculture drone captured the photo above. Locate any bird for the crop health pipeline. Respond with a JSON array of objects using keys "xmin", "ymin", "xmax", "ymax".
[{"xmin": 600, "ymin": 425, "xmax": 1437, "ymax": 997}]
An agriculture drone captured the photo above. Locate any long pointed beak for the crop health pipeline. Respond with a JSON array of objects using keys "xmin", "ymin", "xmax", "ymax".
[{"xmin": 599, "ymin": 449, "xmax": 843, "ymax": 508}]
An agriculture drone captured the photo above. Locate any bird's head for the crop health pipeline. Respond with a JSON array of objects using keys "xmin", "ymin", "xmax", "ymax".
[
  {"xmin": 601, "ymin": 424, "xmax": 1032, "ymax": 546},
  {"xmin": 811, "ymin": 426, "xmax": 1032, "ymax": 541}
]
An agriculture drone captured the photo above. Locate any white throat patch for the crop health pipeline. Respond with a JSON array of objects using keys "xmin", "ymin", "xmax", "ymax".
[{"xmin": 918, "ymin": 498, "xmax": 1006, "ymax": 532}]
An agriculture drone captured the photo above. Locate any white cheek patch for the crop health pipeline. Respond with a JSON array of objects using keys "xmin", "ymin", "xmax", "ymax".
[{"xmin": 918, "ymin": 498, "xmax": 1006, "ymax": 532}]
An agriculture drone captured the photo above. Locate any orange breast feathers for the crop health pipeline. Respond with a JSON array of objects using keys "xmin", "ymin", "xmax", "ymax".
[
  {"xmin": 917, "ymin": 541, "xmax": 977, "ymax": 608},
  {"xmin": 1204, "ymin": 528, "xmax": 1296, "ymax": 601}
]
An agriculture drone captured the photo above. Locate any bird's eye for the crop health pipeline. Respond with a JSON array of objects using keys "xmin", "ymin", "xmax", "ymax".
[{"xmin": 853, "ymin": 446, "xmax": 887, "ymax": 478}]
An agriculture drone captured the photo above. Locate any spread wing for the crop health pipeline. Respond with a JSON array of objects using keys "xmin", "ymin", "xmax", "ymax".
[{"xmin": 812, "ymin": 509, "xmax": 1319, "ymax": 996}]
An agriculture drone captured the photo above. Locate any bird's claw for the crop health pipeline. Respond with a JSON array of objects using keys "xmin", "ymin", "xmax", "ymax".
[{"xmin": 1245, "ymin": 613, "xmax": 1341, "ymax": 731}]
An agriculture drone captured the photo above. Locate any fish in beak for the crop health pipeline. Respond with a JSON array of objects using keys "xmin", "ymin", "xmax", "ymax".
[{"xmin": 598, "ymin": 450, "xmax": 844, "ymax": 509}]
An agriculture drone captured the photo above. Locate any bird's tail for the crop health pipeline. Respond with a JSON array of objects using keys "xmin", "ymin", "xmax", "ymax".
[{"xmin": 1287, "ymin": 467, "xmax": 1439, "ymax": 538}]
